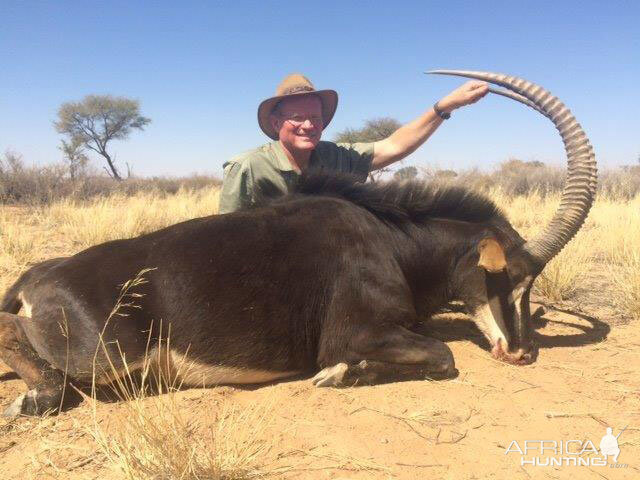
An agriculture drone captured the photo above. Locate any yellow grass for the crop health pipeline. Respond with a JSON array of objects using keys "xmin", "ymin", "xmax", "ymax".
[
  {"xmin": 42, "ymin": 187, "xmax": 220, "ymax": 248},
  {"xmin": 595, "ymin": 194, "xmax": 640, "ymax": 320},
  {"xmin": 0, "ymin": 221, "xmax": 38, "ymax": 272}
]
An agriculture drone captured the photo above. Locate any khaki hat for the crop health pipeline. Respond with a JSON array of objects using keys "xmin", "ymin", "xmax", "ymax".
[{"xmin": 258, "ymin": 73, "xmax": 338, "ymax": 140}]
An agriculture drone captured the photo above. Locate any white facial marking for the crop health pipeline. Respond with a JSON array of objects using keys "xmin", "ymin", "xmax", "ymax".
[
  {"xmin": 474, "ymin": 303, "xmax": 509, "ymax": 347},
  {"xmin": 512, "ymin": 286, "xmax": 526, "ymax": 323},
  {"xmin": 475, "ymin": 286, "xmax": 527, "ymax": 350}
]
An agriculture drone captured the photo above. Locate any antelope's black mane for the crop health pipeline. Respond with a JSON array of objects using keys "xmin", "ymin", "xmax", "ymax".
[{"xmin": 256, "ymin": 172, "xmax": 508, "ymax": 226}]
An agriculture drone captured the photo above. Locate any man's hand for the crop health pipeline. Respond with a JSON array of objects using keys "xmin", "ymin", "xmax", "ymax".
[{"xmin": 437, "ymin": 81, "xmax": 489, "ymax": 113}]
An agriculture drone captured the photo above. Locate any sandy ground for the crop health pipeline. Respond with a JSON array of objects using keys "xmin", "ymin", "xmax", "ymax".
[{"xmin": 1, "ymin": 302, "xmax": 638, "ymax": 479}]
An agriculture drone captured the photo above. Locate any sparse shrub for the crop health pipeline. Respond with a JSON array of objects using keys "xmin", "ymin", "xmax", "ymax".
[
  {"xmin": 419, "ymin": 158, "xmax": 640, "ymax": 199},
  {"xmin": 0, "ymin": 150, "xmax": 69, "ymax": 204},
  {"xmin": 422, "ymin": 167, "xmax": 494, "ymax": 192},
  {"xmin": 492, "ymin": 158, "xmax": 565, "ymax": 197},
  {"xmin": 1, "ymin": 149, "xmax": 25, "ymax": 172},
  {"xmin": 0, "ymin": 151, "xmax": 221, "ymax": 205},
  {"xmin": 599, "ymin": 166, "xmax": 640, "ymax": 199}
]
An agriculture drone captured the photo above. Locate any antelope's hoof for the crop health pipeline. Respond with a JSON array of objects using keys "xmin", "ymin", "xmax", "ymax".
[
  {"xmin": 312, "ymin": 363, "xmax": 349, "ymax": 387},
  {"xmin": 2, "ymin": 388, "xmax": 60, "ymax": 417}
]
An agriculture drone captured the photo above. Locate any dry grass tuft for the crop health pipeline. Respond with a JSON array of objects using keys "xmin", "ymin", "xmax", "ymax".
[
  {"xmin": 610, "ymin": 254, "xmax": 640, "ymax": 321},
  {"xmin": 0, "ymin": 221, "xmax": 37, "ymax": 271},
  {"xmin": 532, "ymin": 231, "xmax": 593, "ymax": 301},
  {"xmin": 90, "ymin": 394, "xmax": 274, "ymax": 480}
]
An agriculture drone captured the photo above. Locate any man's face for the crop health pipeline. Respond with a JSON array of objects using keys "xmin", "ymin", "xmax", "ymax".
[{"xmin": 270, "ymin": 95, "xmax": 324, "ymax": 152}]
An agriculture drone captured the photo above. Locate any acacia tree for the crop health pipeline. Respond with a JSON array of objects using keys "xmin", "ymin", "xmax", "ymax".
[
  {"xmin": 334, "ymin": 117, "xmax": 402, "ymax": 182},
  {"xmin": 334, "ymin": 117, "xmax": 401, "ymax": 144},
  {"xmin": 55, "ymin": 95, "xmax": 151, "ymax": 180}
]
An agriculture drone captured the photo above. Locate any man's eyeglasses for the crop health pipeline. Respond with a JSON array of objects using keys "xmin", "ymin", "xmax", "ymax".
[{"xmin": 278, "ymin": 113, "xmax": 323, "ymax": 127}]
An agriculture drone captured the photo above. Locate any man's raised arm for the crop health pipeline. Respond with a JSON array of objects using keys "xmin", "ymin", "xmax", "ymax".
[{"xmin": 371, "ymin": 81, "xmax": 489, "ymax": 170}]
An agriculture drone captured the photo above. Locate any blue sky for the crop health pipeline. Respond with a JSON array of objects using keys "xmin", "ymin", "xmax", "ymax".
[{"xmin": 1, "ymin": 1, "xmax": 638, "ymax": 178}]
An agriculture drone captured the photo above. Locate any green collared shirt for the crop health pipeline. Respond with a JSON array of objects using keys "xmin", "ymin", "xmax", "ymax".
[{"xmin": 218, "ymin": 141, "xmax": 374, "ymax": 214}]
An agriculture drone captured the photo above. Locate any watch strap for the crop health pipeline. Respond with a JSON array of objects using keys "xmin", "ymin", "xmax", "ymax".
[{"xmin": 433, "ymin": 102, "xmax": 451, "ymax": 120}]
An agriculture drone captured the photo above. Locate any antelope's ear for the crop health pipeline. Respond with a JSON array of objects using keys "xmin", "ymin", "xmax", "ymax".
[{"xmin": 477, "ymin": 238, "xmax": 507, "ymax": 273}]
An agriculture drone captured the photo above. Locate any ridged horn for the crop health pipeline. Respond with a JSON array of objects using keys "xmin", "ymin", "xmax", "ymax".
[
  {"xmin": 427, "ymin": 70, "xmax": 597, "ymax": 266},
  {"xmin": 487, "ymin": 87, "xmax": 549, "ymax": 118}
]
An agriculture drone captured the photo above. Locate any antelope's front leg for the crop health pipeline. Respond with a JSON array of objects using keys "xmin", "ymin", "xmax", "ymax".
[{"xmin": 312, "ymin": 324, "xmax": 457, "ymax": 387}]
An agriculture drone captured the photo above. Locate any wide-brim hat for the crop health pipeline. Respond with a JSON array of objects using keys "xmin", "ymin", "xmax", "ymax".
[{"xmin": 258, "ymin": 73, "xmax": 338, "ymax": 140}]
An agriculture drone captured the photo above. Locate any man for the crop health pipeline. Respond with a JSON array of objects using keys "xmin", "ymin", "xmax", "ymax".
[{"xmin": 219, "ymin": 73, "xmax": 488, "ymax": 214}]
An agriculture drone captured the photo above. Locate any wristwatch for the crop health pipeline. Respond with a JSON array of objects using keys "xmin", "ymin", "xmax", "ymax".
[{"xmin": 433, "ymin": 102, "xmax": 451, "ymax": 120}]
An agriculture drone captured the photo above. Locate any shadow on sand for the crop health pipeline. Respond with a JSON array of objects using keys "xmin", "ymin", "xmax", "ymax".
[{"xmin": 414, "ymin": 303, "xmax": 611, "ymax": 353}]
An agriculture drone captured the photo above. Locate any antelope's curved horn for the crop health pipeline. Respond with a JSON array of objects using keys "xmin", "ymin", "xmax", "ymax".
[{"xmin": 427, "ymin": 69, "xmax": 597, "ymax": 265}]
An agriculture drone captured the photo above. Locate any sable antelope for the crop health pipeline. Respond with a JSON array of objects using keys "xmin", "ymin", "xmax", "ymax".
[{"xmin": 0, "ymin": 71, "xmax": 596, "ymax": 416}]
